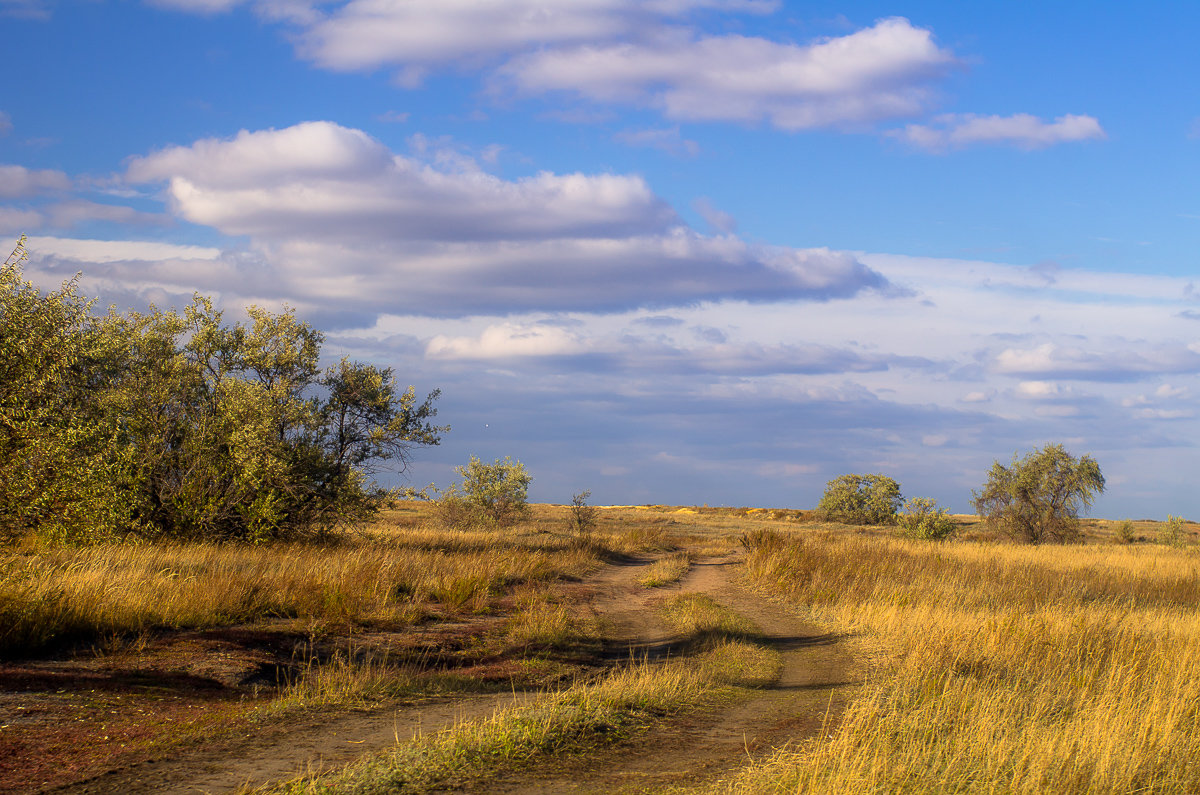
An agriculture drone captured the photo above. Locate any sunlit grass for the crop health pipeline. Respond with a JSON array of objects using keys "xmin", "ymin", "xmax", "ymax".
[
  {"xmin": 0, "ymin": 503, "xmax": 673, "ymax": 657},
  {"xmin": 639, "ymin": 551, "xmax": 691, "ymax": 587},
  {"xmin": 723, "ymin": 530, "xmax": 1200, "ymax": 793}
]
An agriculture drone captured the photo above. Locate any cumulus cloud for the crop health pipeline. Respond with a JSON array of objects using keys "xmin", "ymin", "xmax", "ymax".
[
  {"xmin": 285, "ymin": 0, "xmax": 777, "ymax": 73},
  {"xmin": 0, "ymin": 164, "xmax": 71, "ymax": 198},
  {"xmin": 153, "ymin": 4, "xmax": 959, "ymax": 133},
  {"xmin": 123, "ymin": 121, "xmax": 886, "ymax": 318},
  {"xmin": 890, "ymin": 113, "xmax": 1106, "ymax": 151},
  {"xmin": 500, "ymin": 18, "xmax": 956, "ymax": 129}
]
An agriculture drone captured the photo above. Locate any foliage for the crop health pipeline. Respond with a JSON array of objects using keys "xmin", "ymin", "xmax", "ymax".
[
  {"xmin": 972, "ymin": 443, "xmax": 1104, "ymax": 544},
  {"xmin": 1113, "ymin": 520, "xmax": 1135, "ymax": 545},
  {"xmin": 1159, "ymin": 515, "xmax": 1187, "ymax": 547},
  {"xmin": 817, "ymin": 473, "xmax": 902, "ymax": 525},
  {"xmin": 438, "ymin": 456, "xmax": 531, "ymax": 529},
  {"xmin": 568, "ymin": 490, "xmax": 599, "ymax": 538},
  {"xmin": 896, "ymin": 497, "xmax": 957, "ymax": 540},
  {"xmin": 0, "ymin": 240, "xmax": 445, "ymax": 544}
]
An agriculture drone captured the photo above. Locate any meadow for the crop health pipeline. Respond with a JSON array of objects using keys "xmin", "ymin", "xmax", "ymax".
[{"xmin": 3, "ymin": 504, "xmax": 1200, "ymax": 794}]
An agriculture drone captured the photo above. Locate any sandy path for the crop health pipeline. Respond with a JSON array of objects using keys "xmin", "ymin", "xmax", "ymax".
[{"xmin": 51, "ymin": 691, "xmax": 531, "ymax": 795}]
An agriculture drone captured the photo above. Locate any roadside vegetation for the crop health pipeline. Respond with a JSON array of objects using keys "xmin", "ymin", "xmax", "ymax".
[{"xmin": 730, "ymin": 529, "xmax": 1200, "ymax": 793}]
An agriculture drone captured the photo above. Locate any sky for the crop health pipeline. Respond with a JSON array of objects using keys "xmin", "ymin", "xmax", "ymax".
[{"xmin": 3, "ymin": 1, "xmax": 1199, "ymax": 518}]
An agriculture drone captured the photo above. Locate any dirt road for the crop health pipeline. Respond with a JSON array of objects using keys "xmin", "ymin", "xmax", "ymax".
[
  {"xmin": 51, "ymin": 551, "xmax": 853, "ymax": 794},
  {"xmin": 478, "ymin": 554, "xmax": 856, "ymax": 793}
]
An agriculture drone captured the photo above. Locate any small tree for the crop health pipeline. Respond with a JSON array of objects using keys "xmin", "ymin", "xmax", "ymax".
[
  {"xmin": 817, "ymin": 474, "xmax": 902, "ymax": 525},
  {"xmin": 973, "ymin": 443, "xmax": 1104, "ymax": 544},
  {"xmin": 569, "ymin": 490, "xmax": 599, "ymax": 539},
  {"xmin": 897, "ymin": 497, "xmax": 957, "ymax": 540},
  {"xmin": 439, "ymin": 456, "xmax": 531, "ymax": 529}
]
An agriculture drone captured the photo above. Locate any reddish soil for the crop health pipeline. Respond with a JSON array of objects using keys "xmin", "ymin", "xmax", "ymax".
[{"xmin": 6, "ymin": 550, "xmax": 853, "ymax": 794}]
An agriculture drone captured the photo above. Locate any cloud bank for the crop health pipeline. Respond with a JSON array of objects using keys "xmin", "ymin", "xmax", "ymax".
[{"xmin": 120, "ymin": 121, "xmax": 886, "ymax": 319}]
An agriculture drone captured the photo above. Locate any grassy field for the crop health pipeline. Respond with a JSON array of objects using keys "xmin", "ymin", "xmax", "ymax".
[
  {"xmin": 5, "ymin": 503, "xmax": 1200, "ymax": 793},
  {"xmin": 726, "ymin": 525, "xmax": 1200, "ymax": 793}
]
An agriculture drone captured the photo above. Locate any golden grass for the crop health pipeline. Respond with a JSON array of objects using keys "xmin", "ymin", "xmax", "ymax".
[
  {"xmin": 0, "ymin": 503, "xmax": 685, "ymax": 657},
  {"xmin": 639, "ymin": 551, "xmax": 692, "ymax": 587},
  {"xmin": 724, "ymin": 531, "xmax": 1200, "ymax": 793},
  {"xmin": 270, "ymin": 658, "xmax": 720, "ymax": 794}
]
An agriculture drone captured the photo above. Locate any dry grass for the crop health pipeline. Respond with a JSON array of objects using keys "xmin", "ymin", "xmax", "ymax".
[
  {"xmin": 639, "ymin": 551, "xmax": 692, "ymax": 587},
  {"xmin": 0, "ymin": 503, "xmax": 674, "ymax": 658},
  {"xmin": 724, "ymin": 530, "xmax": 1200, "ymax": 793}
]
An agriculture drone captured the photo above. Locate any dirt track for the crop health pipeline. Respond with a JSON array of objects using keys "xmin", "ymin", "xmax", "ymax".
[
  {"xmin": 478, "ymin": 554, "xmax": 856, "ymax": 793},
  {"xmin": 51, "ymin": 551, "xmax": 854, "ymax": 794}
]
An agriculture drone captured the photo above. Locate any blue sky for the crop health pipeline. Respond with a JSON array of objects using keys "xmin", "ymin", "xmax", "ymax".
[{"xmin": 3, "ymin": 1, "xmax": 1199, "ymax": 518}]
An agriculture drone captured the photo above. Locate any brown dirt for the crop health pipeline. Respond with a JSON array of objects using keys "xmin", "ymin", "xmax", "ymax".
[
  {"xmin": 475, "ymin": 553, "xmax": 856, "ymax": 794},
  {"xmin": 14, "ymin": 549, "xmax": 854, "ymax": 794}
]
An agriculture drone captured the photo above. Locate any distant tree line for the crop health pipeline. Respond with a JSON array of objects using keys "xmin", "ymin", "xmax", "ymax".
[
  {"xmin": 1, "ymin": 236, "xmax": 445, "ymax": 544},
  {"xmin": 817, "ymin": 443, "xmax": 1106, "ymax": 544}
]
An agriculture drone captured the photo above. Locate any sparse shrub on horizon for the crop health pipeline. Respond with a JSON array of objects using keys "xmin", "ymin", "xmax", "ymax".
[
  {"xmin": 817, "ymin": 473, "xmax": 902, "ymax": 525},
  {"xmin": 568, "ymin": 490, "xmax": 599, "ymax": 540},
  {"xmin": 973, "ymin": 443, "xmax": 1104, "ymax": 544},
  {"xmin": 896, "ymin": 497, "xmax": 957, "ymax": 540},
  {"xmin": 437, "ymin": 456, "xmax": 532, "ymax": 530},
  {"xmin": 1159, "ymin": 514, "xmax": 1187, "ymax": 547}
]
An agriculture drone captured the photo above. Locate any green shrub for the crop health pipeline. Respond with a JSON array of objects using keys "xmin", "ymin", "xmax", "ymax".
[
  {"xmin": 1159, "ymin": 515, "xmax": 1187, "ymax": 547},
  {"xmin": 897, "ymin": 497, "xmax": 957, "ymax": 540},
  {"xmin": 1113, "ymin": 520, "xmax": 1135, "ymax": 545},
  {"xmin": 817, "ymin": 474, "xmax": 902, "ymax": 525},
  {"xmin": 438, "ymin": 456, "xmax": 531, "ymax": 529}
]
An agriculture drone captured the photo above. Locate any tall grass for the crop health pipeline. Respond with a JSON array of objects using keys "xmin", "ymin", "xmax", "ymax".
[
  {"xmin": 0, "ymin": 516, "xmax": 607, "ymax": 656},
  {"xmin": 727, "ymin": 531, "xmax": 1200, "ymax": 793}
]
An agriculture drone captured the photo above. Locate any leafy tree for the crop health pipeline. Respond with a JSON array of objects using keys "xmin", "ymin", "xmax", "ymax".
[
  {"xmin": 817, "ymin": 474, "xmax": 902, "ymax": 525},
  {"xmin": 0, "ymin": 236, "xmax": 129, "ymax": 543},
  {"xmin": 972, "ymin": 443, "xmax": 1104, "ymax": 544},
  {"xmin": 438, "ymin": 456, "xmax": 531, "ymax": 529},
  {"xmin": 0, "ymin": 239, "xmax": 445, "ymax": 544}
]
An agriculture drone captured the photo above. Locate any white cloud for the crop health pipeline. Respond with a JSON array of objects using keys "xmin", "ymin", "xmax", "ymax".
[
  {"xmin": 287, "ymin": 0, "xmax": 776, "ymax": 74},
  {"xmin": 0, "ymin": 207, "xmax": 44, "ymax": 233},
  {"xmin": 123, "ymin": 121, "xmax": 885, "ymax": 317},
  {"xmin": 501, "ymin": 18, "xmax": 956, "ymax": 129},
  {"xmin": 27, "ymin": 236, "xmax": 220, "ymax": 263},
  {"xmin": 0, "ymin": 165, "xmax": 71, "ymax": 198},
  {"xmin": 994, "ymin": 342, "xmax": 1200, "ymax": 381},
  {"xmin": 427, "ymin": 323, "xmax": 586, "ymax": 359},
  {"xmin": 890, "ymin": 113, "xmax": 1106, "ymax": 151}
]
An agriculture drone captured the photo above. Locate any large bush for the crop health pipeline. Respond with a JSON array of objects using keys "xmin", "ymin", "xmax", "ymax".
[
  {"xmin": 1, "ymin": 239, "xmax": 445, "ymax": 543},
  {"xmin": 438, "ymin": 456, "xmax": 531, "ymax": 529},
  {"xmin": 817, "ymin": 474, "xmax": 902, "ymax": 525},
  {"xmin": 972, "ymin": 443, "xmax": 1104, "ymax": 543}
]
